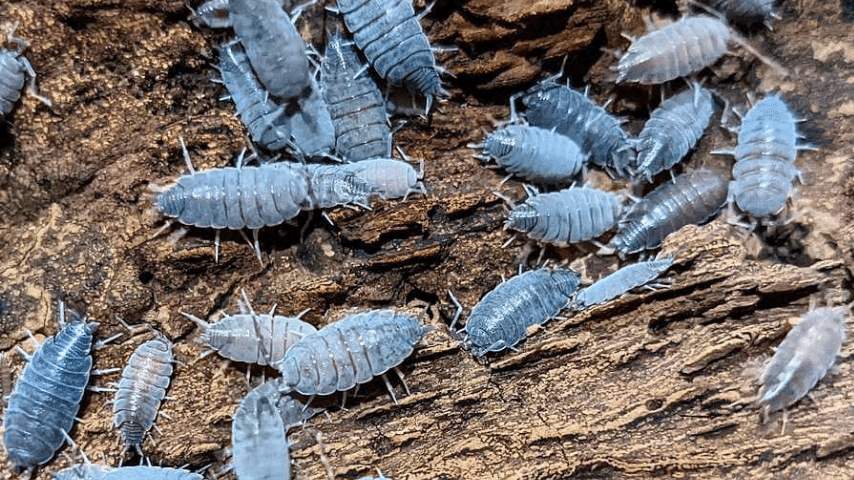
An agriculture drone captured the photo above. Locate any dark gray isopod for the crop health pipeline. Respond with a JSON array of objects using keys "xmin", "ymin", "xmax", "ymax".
[
  {"xmin": 336, "ymin": 0, "xmax": 445, "ymax": 105},
  {"xmin": 477, "ymin": 125, "xmax": 586, "ymax": 184},
  {"xmin": 232, "ymin": 381, "xmax": 290, "ymax": 480},
  {"xmin": 229, "ymin": 0, "xmax": 311, "ymax": 101},
  {"xmin": 570, "ymin": 257, "xmax": 674, "ymax": 311},
  {"xmin": 505, "ymin": 186, "xmax": 623, "ymax": 245},
  {"xmin": 521, "ymin": 81, "xmax": 635, "ymax": 178},
  {"xmin": 53, "ymin": 464, "xmax": 203, "ymax": 480},
  {"xmin": 3, "ymin": 303, "xmax": 98, "ymax": 473},
  {"xmin": 449, "ymin": 268, "xmax": 581, "ymax": 356},
  {"xmin": 636, "ymin": 84, "xmax": 714, "ymax": 182},
  {"xmin": 275, "ymin": 310, "xmax": 429, "ymax": 397},
  {"xmin": 609, "ymin": 168, "xmax": 729, "ymax": 256},
  {"xmin": 112, "ymin": 333, "xmax": 174, "ymax": 453},
  {"xmin": 321, "ymin": 32, "xmax": 392, "ymax": 161},
  {"xmin": 703, "ymin": 0, "xmax": 777, "ymax": 25}
]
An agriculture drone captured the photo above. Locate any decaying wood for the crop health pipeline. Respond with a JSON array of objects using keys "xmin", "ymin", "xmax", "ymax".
[{"xmin": 1, "ymin": 0, "xmax": 854, "ymax": 479}]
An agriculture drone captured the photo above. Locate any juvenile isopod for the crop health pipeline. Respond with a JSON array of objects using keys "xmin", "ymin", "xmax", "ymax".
[
  {"xmin": 608, "ymin": 168, "xmax": 729, "ymax": 256},
  {"xmin": 53, "ymin": 463, "xmax": 203, "ymax": 480},
  {"xmin": 335, "ymin": 0, "xmax": 447, "ymax": 108},
  {"xmin": 449, "ymin": 268, "xmax": 581, "ymax": 356},
  {"xmin": 183, "ymin": 290, "xmax": 316, "ymax": 366},
  {"xmin": 274, "ymin": 310, "xmax": 429, "ymax": 401},
  {"xmin": 505, "ymin": 186, "xmax": 623, "ymax": 245},
  {"xmin": 232, "ymin": 381, "xmax": 290, "ymax": 480},
  {"xmin": 636, "ymin": 83, "xmax": 714, "ymax": 182},
  {"xmin": 303, "ymin": 162, "xmax": 374, "ymax": 209},
  {"xmin": 321, "ymin": 31, "xmax": 392, "ymax": 161},
  {"xmin": 3, "ymin": 302, "xmax": 98, "ymax": 473},
  {"xmin": 229, "ymin": 0, "xmax": 311, "ymax": 101},
  {"xmin": 340, "ymin": 158, "xmax": 426, "ymax": 200},
  {"xmin": 472, "ymin": 124, "xmax": 587, "ymax": 185},
  {"xmin": 521, "ymin": 81, "xmax": 635, "ymax": 178},
  {"xmin": 112, "ymin": 331, "xmax": 174, "ymax": 454},
  {"xmin": 756, "ymin": 306, "xmax": 847, "ymax": 418},
  {"xmin": 569, "ymin": 257, "xmax": 674, "ymax": 311},
  {"xmin": 716, "ymin": 95, "xmax": 807, "ymax": 222}
]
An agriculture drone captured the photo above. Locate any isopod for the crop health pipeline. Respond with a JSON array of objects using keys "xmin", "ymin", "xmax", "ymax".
[
  {"xmin": 474, "ymin": 124, "xmax": 587, "ymax": 184},
  {"xmin": 636, "ymin": 83, "xmax": 714, "ymax": 182},
  {"xmin": 112, "ymin": 331, "xmax": 174, "ymax": 454},
  {"xmin": 757, "ymin": 306, "xmax": 847, "ymax": 417},
  {"xmin": 288, "ymin": 77, "xmax": 336, "ymax": 158},
  {"xmin": 53, "ymin": 464, "xmax": 203, "ymax": 480},
  {"xmin": 321, "ymin": 31, "xmax": 392, "ymax": 161},
  {"xmin": 505, "ymin": 186, "xmax": 623, "ymax": 245},
  {"xmin": 183, "ymin": 290, "xmax": 316, "ymax": 366},
  {"xmin": 608, "ymin": 168, "xmax": 729, "ymax": 256},
  {"xmin": 274, "ymin": 387, "xmax": 323, "ymax": 429},
  {"xmin": 217, "ymin": 43, "xmax": 292, "ymax": 151},
  {"xmin": 229, "ymin": 0, "xmax": 311, "ymax": 101},
  {"xmin": 702, "ymin": 0, "xmax": 777, "ymax": 25},
  {"xmin": 339, "ymin": 158, "xmax": 426, "ymax": 200},
  {"xmin": 274, "ymin": 310, "xmax": 429, "ymax": 400},
  {"xmin": 521, "ymin": 81, "xmax": 635, "ymax": 178},
  {"xmin": 3, "ymin": 302, "xmax": 98, "ymax": 473},
  {"xmin": 719, "ymin": 95, "xmax": 805, "ymax": 220},
  {"xmin": 0, "ymin": 352, "xmax": 11, "ymax": 409},
  {"xmin": 232, "ymin": 381, "xmax": 290, "ymax": 480},
  {"xmin": 0, "ymin": 33, "xmax": 49, "ymax": 117},
  {"xmin": 449, "ymin": 268, "xmax": 581, "ymax": 356},
  {"xmin": 190, "ymin": 0, "xmax": 232, "ymax": 28},
  {"xmin": 304, "ymin": 162, "xmax": 374, "ymax": 209},
  {"xmin": 335, "ymin": 0, "xmax": 446, "ymax": 107},
  {"xmin": 569, "ymin": 257, "xmax": 673, "ymax": 311}
]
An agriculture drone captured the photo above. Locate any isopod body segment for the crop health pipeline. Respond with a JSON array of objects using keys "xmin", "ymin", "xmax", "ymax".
[
  {"xmin": 478, "ymin": 125, "xmax": 586, "ymax": 184},
  {"xmin": 232, "ymin": 381, "xmax": 290, "ymax": 480},
  {"xmin": 274, "ymin": 310, "xmax": 429, "ymax": 397}
]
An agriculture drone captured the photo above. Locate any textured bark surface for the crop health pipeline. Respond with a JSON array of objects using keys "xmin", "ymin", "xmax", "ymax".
[{"xmin": 1, "ymin": 0, "xmax": 854, "ymax": 479}]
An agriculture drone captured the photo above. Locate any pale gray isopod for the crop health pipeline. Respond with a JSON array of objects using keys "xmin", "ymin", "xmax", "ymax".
[
  {"xmin": 3, "ymin": 302, "xmax": 98, "ymax": 473},
  {"xmin": 505, "ymin": 186, "xmax": 623, "ymax": 245},
  {"xmin": 339, "ymin": 158, "xmax": 426, "ymax": 200},
  {"xmin": 53, "ymin": 464, "xmax": 203, "ymax": 480},
  {"xmin": 477, "ymin": 125, "xmax": 586, "ymax": 184},
  {"xmin": 229, "ymin": 0, "xmax": 311, "ymax": 101},
  {"xmin": 321, "ymin": 31, "xmax": 392, "ymax": 161},
  {"xmin": 112, "ymin": 332, "xmax": 174, "ymax": 454},
  {"xmin": 232, "ymin": 381, "xmax": 290, "ymax": 480},
  {"xmin": 336, "ymin": 0, "xmax": 446, "ymax": 105},
  {"xmin": 608, "ymin": 169, "xmax": 729, "ymax": 256},
  {"xmin": 569, "ymin": 257, "xmax": 674, "ymax": 311},
  {"xmin": 636, "ymin": 84, "xmax": 714, "ymax": 181},
  {"xmin": 616, "ymin": 16, "xmax": 731, "ymax": 85},
  {"xmin": 757, "ymin": 306, "xmax": 847, "ymax": 416},
  {"xmin": 521, "ymin": 81, "xmax": 635, "ymax": 178},
  {"xmin": 275, "ymin": 310, "xmax": 429, "ymax": 398},
  {"xmin": 183, "ymin": 292, "xmax": 316, "ymax": 366},
  {"xmin": 218, "ymin": 43, "xmax": 292, "ymax": 151},
  {"xmin": 449, "ymin": 268, "xmax": 581, "ymax": 356},
  {"xmin": 304, "ymin": 162, "xmax": 374, "ymax": 209}
]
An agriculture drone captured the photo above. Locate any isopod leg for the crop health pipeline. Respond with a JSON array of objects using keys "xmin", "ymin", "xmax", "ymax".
[{"xmin": 381, "ymin": 373, "xmax": 398, "ymax": 405}]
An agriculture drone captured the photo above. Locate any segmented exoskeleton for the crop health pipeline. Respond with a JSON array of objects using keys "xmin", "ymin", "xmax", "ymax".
[
  {"xmin": 321, "ymin": 31, "xmax": 392, "ymax": 161},
  {"xmin": 339, "ymin": 158, "xmax": 426, "ymax": 200},
  {"xmin": 609, "ymin": 169, "xmax": 729, "ymax": 256},
  {"xmin": 703, "ymin": 0, "xmax": 777, "ymax": 26},
  {"xmin": 449, "ymin": 268, "xmax": 581, "ymax": 356},
  {"xmin": 232, "ymin": 381, "xmax": 290, "ymax": 480},
  {"xmin": 3, "ymin": 302, "xmax": 98, "ymax": 473},
  {"xmin": 521, "ymin": 81, "xmax": 635, "ymax": 178},
  {"xmin": 636, "ymin": 84, "xmax": 714, "ymax": 182},
  {"xmin": 505, "ymin": 186, "xmax": 623, "ymax": 245},
  {"xmin": 288, "ymin": 77, "xmax": 336, "ymax": 158},
  {"xmin": 53, "ymin": 464, "xmax": 203, "ymax": 480},
  {"xmin": 0, "ymin": 32, "xmax": 49, "ymax": 117},
  {"xmin": 757, "ymin": 306, "xmax": 847, "ymax": 418},
  {"xmin": 112, "ymin": 332, "xmax": 173, "ymax": 454},
  {"xmin": 474, "ymin": 125, "xmax": 586, "ymax": 184},
  {"xmin": 570, "ymin": 257, "xmax": 673, "ymax": 311}
]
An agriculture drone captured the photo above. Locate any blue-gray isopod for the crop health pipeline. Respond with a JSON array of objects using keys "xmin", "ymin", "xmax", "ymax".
[
  {"xmin": 449, "ymin": 268, "xmax": 581, "ymax": 356},
  {"xmin": 112, "ymin": 332, "xmax": 174, "ymax": 454},
  {"xmin": 608, "ymin": 168, "xmax": 729, "ymax": 256},
  {"xmin": 232, "ymin": 381, "xmax": 290, "ymax": 480},
  {"xmin": 218, "ymin": 43, "xmax": 292, "ymax": 151},
  {"xmin": 3, "ymin": 303, "xmax": 98, "ymax": 473},
  {"xmin": 636, "ymin": 84, "xmax": 714, "ymax": 182},
  {"xmin": 757, "ymin": 306, "xmax": 847, "ymax": 417},
  {"xmin": 229, "ymin": 0, "xmax": 311, "ymax": 101},
  {"xmin": 569, "ymin": 257, "xmax": 673, "ymax": 311},
  {"xmin": 505, "ymin": 186, "xmax": 623, "ymax": 245},
  {"xmin": 336, "ymin": 0, "xmax": 445, "ymax": 106},
  {"xmin": 183, "ymin": 291, "xmax": 316, "ymax": 366},
  {"xmin": 321, "ymin": 31, "xmax": 392, "ymax": 161},
  {"xmin": 0, "ymin": 45, "xmax": 40, "ymax": 117},
  {"xmin": 616, "ymin": 16, "xmax": 731, "ymax": 85},
  {"xmin": 53, "ymin": 464, "xmax": 203, "ymax": 480},
  {"xmin": 521, "ymin": 81, "xmax": 635, "ymax": 178},
  {"xmin": 475, "ymin": 124, "xmax": 587, "ymax": 185},
  {"xmin": 339, "ymin": 158, "xmax": 426, "ymax": 200},
  {"xmin": 274, "ymin": 310, "xmax": 429, "ymax": 397},
  {"xmin": 724, "ymin": 95, "xmax": 804, "ymax": 220},
  {"xmin": 304, "ymin": 162, "xmax": 374, "ymax": 209},
  {"xmin": 288, "ymin": 77, "xmax": 336, "ymax": 158}
]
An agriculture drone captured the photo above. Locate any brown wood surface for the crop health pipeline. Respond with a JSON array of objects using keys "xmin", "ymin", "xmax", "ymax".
[{"xmin": 1, "ymin": 0, "xmax": 854, "ymax": 479}]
